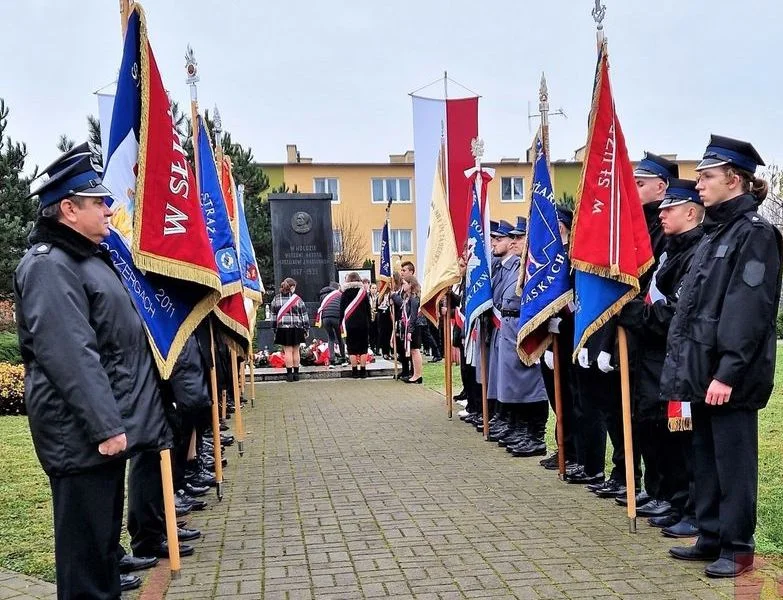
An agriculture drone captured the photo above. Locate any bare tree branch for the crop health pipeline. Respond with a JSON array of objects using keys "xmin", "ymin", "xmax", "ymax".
[{"xmin": 332, "ymin": 211, "xmax": 366, "ymax": 270}]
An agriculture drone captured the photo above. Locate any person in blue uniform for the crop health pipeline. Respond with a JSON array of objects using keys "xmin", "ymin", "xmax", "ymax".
[
  {"xmin": 662, "ymin": 136, "xmax": 782, "ymax": 578},
  {"xmin": 14, "ymin": 144, "xmax": 172, "ymax": 598},
  {"xmin": 493, "ymin": 218, "xmax": 550, "ymax": 457},
  {"xmin": 618, "ymin": 179, "xmax": 704, "ymax": 536}
]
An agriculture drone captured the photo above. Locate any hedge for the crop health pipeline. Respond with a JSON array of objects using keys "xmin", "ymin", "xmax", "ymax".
[{"xmin": 0, "ymin": 362, "xmax": 25, "ymax": 415}]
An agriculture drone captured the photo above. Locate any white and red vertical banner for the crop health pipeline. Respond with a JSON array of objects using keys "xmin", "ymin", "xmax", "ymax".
[{"xmin": 411, "ymin": 95, "xmax": 478, "ymax": 275}]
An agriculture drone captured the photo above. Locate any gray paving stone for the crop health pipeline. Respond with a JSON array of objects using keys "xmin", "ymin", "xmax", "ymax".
[{"xmin": 162, "ymin": 379, "xmax": 778, "ymax": 599}]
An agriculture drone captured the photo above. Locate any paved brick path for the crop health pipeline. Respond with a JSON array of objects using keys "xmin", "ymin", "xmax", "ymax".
[
  {"xmin": 165, "ymin": 379, "xmax": 766, "ymax": 599},
  {"xmin": 0, "ymin": 569, "xmax": 56, "ymax": 600}
]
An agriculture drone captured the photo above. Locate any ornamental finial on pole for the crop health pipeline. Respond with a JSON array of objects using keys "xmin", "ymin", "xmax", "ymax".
[
  {"xmin": 471, "ymin": 137, "xmax": 484, "ymax": 160},
  {"xmin": 185, "ymin": 45, "xmax": 199, "ymax": 85},
  {"xmin": 213, "ymin": 105, "xmax": 222, "ymax": 136},
  {"xmin": 592, "ymin": 0, "xmax": 606, "ymax": 30},
  {"xmin": 471, "ymin": 137, "xmax": 484, "ymax": 170}
]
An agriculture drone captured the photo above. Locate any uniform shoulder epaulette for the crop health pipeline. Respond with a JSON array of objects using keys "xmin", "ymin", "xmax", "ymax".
[
  {"xmin": 743, "ymin": 211, "xmax": 768, "ymax": 227},
  {"xmin": 32, "ymin": 243, "xmax": 52, "ymax": 255}
]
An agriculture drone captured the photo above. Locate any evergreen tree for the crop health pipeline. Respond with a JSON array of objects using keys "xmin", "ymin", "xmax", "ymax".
[
  {"xmin": 56, "ymin": 134, "xmax": 75, "ymax": 153},
  {"xmin": 0, "ymin": 99, "xmax": 36, "ymax": 296}
]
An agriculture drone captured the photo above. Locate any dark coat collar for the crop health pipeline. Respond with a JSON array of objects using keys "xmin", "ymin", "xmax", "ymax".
[
  {"xmin": 703, "ymin": 194, "xmax": 758, "ymax": 233},
  {"xmin": 28, "ymin": 217, "xmax": 100, "ymax": 261},
  {"xmin": 643, "ymin": 200, "xmax": 663, "ymax": 228},
  {"xmin": 665, "ymin": 225, "xmax": 704, "ymax": 254}
]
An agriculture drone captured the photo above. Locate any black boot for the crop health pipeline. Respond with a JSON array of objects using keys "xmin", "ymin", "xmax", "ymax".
[
  {"xmin": 359, "ymin": 367, "xmax": 367, "ymax": 379},
  {"xmin": 293, "ymin": 366, "xmax": 300, "ymax": 381},
  {"xmin": 286, "ymin": 367, "xmax": 294, "ymax": 382},
  {"xmin": 511, "ymin": 405, "xmax": 548, "ymax": 457},
  {"xmin": 351, "ymin": 366, "xmax": 359, "ymax": 379}
]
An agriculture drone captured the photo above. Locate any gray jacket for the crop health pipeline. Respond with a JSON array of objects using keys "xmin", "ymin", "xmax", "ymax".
[{"xmin": 14, "ymin": 219, "xmax": 172, "ymax": 477}]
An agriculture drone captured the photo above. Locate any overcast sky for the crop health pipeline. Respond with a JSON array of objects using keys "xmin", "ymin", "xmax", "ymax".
[{"xmin": 2, "ymin": 0, "xmax": 782, "ymax": 173}]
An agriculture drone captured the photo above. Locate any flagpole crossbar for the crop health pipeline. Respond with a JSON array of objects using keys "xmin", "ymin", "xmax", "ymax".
[{"xmin": 409, "ymin": 75, "xmax": 481, "ymax": 99}]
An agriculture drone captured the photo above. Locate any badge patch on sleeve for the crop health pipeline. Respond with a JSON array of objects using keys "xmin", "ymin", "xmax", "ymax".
[{"xmin": 743, "ymin": 261, "xmax": 766, "ymax": 287}]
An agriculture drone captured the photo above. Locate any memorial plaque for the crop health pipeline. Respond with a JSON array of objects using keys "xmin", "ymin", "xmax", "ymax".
[{"xmin": 268, "ymin": 193, "xmax": 334, "ymax": 304}]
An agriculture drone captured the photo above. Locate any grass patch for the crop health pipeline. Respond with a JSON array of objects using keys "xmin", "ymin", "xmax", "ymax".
[{"xmin": 0, "ymin": 416, "xmax": 54, "ymax": 582}]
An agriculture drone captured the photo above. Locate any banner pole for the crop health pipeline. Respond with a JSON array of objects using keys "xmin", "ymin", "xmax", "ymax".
[
  {"xmin": 552, "ymin": 334, "xmax": 566, "ymax": 479},
  {"xmin": 208, "ymin": 322, "xmax": 225, "ymax": 500},
  {"xmin": 618, "ymin": 325, "xmax": 637, "ymax": 533},
  {"xmin": 159, "ymin": 449, "xmax": 181, "ymax": 576},
  {"xmin": 480, "ymin": 335, "xmax": 489, "ymax": 440},
  {"xmin": 444, "ymin": 295, "xmax": 453, "ymax": 419},
  {"xmin": 230, "ymin": 347, "xmax": 245, "ymax": 456},
  {"xmin": 249, "ymin": 340, "xmax": 256, "ymax": 408}
]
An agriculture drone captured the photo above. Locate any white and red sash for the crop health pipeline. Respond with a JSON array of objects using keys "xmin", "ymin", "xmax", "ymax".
[
  {"xmin": 315, "ymin": 289, "xmax": 340, "ymax": 327},
  {"xmin": 276, "ymin": 293, "xmax": 302, "ymax": 324},
  {"xmin": 341, "ymin": 287, "xmax": 367, "ymax": 337},
  {"xmin": 491, "ymin": 306, "xmax": 502, "ymax": 329}
]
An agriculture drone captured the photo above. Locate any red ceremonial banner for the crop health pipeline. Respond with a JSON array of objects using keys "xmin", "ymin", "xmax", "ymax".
[
  {"xmin": 570, "ymin": 43, "xmax": 653, "ymax": 285},
  {"xmin": 446, "ymin": 97, "xmax": 479, "ymax": 253},
  {"xmin": 132, "ymin": 27, "xmax": 220, "ymax": 287}
]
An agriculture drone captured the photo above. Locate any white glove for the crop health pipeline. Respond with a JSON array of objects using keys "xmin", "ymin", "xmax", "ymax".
[
  {"xmin": 544, "ymin": 350, "xmax": 554, "ymax": 370},
  {"xmin": 597, "ymin": 351, "xmax": 614, "ymax": 373},
  {"xmin": 578, "ymin": 348, "xmax": 589, "ymax": 369},
  {"xmin": 548, "ymin": 317, "xmax": 562, "ymax": 334}
]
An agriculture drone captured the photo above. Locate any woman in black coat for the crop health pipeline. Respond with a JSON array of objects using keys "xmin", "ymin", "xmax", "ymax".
[{"xmin": 339, "ymin": 272, "xmax": 372, "ymax": 378}]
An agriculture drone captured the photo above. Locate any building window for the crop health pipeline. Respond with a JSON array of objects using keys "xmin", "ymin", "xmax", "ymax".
[
  {"xmin": 371, "ymin": 178, "xmax": 412, "ymax": 203},
  {"xmin": 332, "ymin": 230, "xmax": 343, "ymax": 253},
  {"xmin": 314, "ymin": 177, "xmax": 339, "ymax": 203},
  {"xmin": 372, "ymin": 229, "xmax": 413, "ymax": 254},
  {"xmin": 501, "ymin": 176, "xmax": 525, "ymax": 202}
]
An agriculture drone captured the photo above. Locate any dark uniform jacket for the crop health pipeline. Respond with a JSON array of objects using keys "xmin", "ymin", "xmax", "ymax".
[
  {"xmin": 619, "ymin": 225, "xmax": 704, "ymax": 420},
  {"xmin": 318, "ymin": 285, "xmax": 342, "ymax": 320},
  {"xmin": 339, "ymin": 282, "xmax": 372, "ymax": 329},
  {"xmin": 167, "ymin": 333, "xmax": 211, "ymax": 414},
  {"xmin": 659, "ymin": 194, "xmax": 783, "ymax": 410},
  {"xmin": 14, "ymin": 219, "xmax": 172, "ymax": 477}
]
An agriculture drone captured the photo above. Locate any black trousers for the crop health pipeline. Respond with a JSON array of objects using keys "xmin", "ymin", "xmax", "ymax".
[
  {"xmin": 541, "ymin": 356, "xmax": 577, "ymax": 462},
  {"xmin": 635, "ymin": 420, "xmax": 665, "ymax": 499},
  {"xmin": 421, "ymin": 323, "xmax": 442, "ymax": 358},
  {"xmin": 661, "ymin": 429, "xmax": 694, "ymax": 520},
  {"xmin": 128, "ymin": 451, "xmax": 165, "ymax": 556},
  {"xmin": 692, "ymin": 404, "xmax": 758, "ymax": 558},
  {"xmin": 377, "ymin": 311, "xmax": 393, "ymax": 355},
  {"xmin": 395, "ymin": 332, "xmax": 410, "ymax": 376},
  {"xmin": 50, "ymin": 460, "xmax": 126, "ymax": 600},
  {"xmin": 322, "ymin": 317, "xmax": 345, "ymax": 360},
  {"xmin": 573, "ymin": 367, "xmax": 610, "ymax": 477}
]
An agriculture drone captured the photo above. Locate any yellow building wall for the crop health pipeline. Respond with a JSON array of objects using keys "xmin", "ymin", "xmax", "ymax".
[
  {"xmin": 257, "ymin": 158, "xmax": 701, "ymax": 270},
  {"xmin": 281, "ymin": 163, "xmax": 418, "ymax": 269}
]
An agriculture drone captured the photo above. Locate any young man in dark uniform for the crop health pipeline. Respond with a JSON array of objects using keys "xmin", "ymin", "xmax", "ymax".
[
  {"xmin": 662, "ymin": 136, "xmax": 782, "ymax": 578},
  {"xmin": 618, "ymin": 179, "xmax": 704, "ymax": 534},
  {"xmin": 14, "ymin": 144, "xmax": 172, "ymax": 598}
]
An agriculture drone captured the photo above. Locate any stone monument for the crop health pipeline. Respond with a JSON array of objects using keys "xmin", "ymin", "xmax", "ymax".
[{"xmin": 268, "ymin": 193, "xmax": 335, "ymax": 303}]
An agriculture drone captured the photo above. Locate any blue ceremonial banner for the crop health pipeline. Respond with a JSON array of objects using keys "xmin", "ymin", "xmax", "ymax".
[
  {"xmin": 516, "ymin": 132, "xmax": 572, "ymax": 365},
  {"xmin": 197, "ymin": 115, "xmax": 242, "ymax": 296},
  {"xmin": 463, "ymin": 183, "xmax": 493, "ymax": 363},
  {"xmin": 236, "ymin": 185, "xmax": 264, "ymax": 301},
  {"xmin": 378, "ymin": 220, "xmax": 392, "ymax": 295}
]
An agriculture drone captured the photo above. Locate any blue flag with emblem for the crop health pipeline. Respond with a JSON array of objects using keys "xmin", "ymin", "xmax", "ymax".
[
  {"xmin": 463, "ymin": 182, "xmax": 493, "ymax": 363},
  {"xmin": 378, "ymin": 219, "xmax": 392, "ymax": 296},
  {"xmin": 197, "ymin": 115, "xmax": 242, "ymax": 296},
  {"xmin": 515, "ymin": 131, "xmax": 572, "ymax": 365},
  {"xmin": 236, "ymin": 184, "xmax": 264, "ymax": 301}
]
